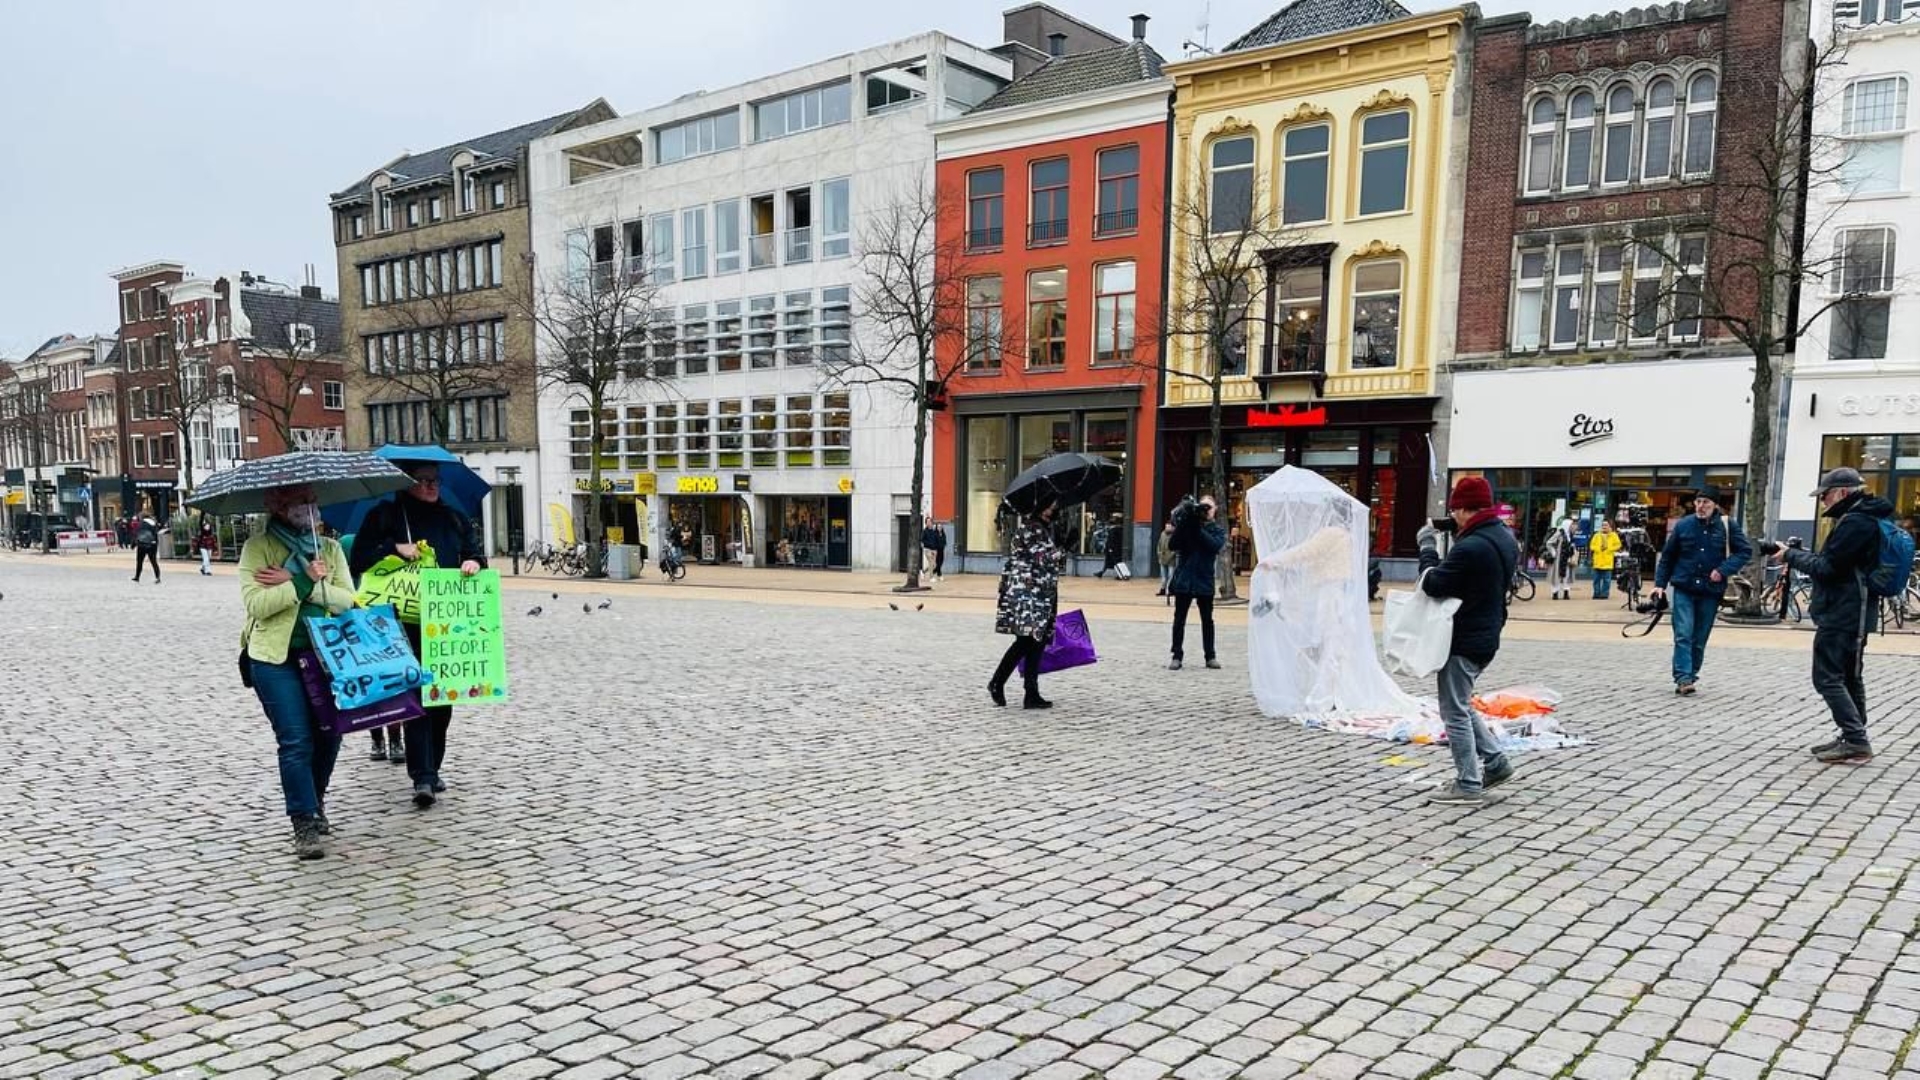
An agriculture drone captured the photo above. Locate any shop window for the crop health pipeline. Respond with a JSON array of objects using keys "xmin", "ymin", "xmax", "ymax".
[
  {"xmin": 1683, "ymin": 72, "xmax": 1718, "ymax": 177},
  {"xmin": 1209, "ymin": 136, "xmax": 1255, "ymax": 233},
  {"xmin": 1643, "ymin": 78, "xmax": 1678, "ymax": 182},
  {"xmin": 1027, "ymin": 269, "xmax": 1068, "ymax": 369},
  {"xmin": 1079, "ymin": 412, "xmax": 1128, "ymax": 556},
  {"xmin": 1370, "ymin": 428, "xmax": 1399, "ymax": 557},
  {"xmin": 1281, "ymin": 124, "xmax": 1330, "ymax": 224},
  {"xmin": 1563, "ymin": 91, "xmax": 1595, "ymax": 191},
  {"xmin": 1358, "ymin": 109, "xmax": 1411, "ymax": 216},
  {"xmin": 1842, "ymin": 77, "xmax": 1908, "ymax": 194},
  {"xmin": 966, "ymin": 416, "xmax": 1008, "ymax": 551},
  {"xmin": 1349, "ymin": 261, "xmax": 1402, "ymax": 368},
  {"xmin": 1512, "ymin": 248, "xmax": 1547, "ymax": 351},
  {"xmin": 1525, "ymin": 97, "xmax": 1556, "ymax": 194},
  {"xmin": 1831, "ymin": 227, "xmax": 1896, "ymax": 360},
  {"xmin": 1551, "ymin": 246, "xmax": 1586, "ymax": 350},
  {"xmin": 966, "ymin": 276, "xmax": 1003, "ymax": 370},
  {"xmin": 1018, "ymin": 413, "xmax": 1072, "ymax": 476},
  {"xmin": 1093, "ymin": 261, "xmax": 1136, "ymax": 364}
]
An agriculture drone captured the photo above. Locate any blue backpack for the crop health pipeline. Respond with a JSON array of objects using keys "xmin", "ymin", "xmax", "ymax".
[{"xmin": 1861, "ymin": 516, "xmax": 1916, "ymax": 598}]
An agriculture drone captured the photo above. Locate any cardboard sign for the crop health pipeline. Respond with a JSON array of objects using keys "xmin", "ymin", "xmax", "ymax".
[
  {"xmin": 420, "ymin": 569, "xmax": 509, "ymax": 705},
  {"xmin": 306, "ymin": 604, "xmax": 434, "ymax": 710},
  {"xmin": 354, "ymin": 540, "xmax": 437, "ymax": 624}
]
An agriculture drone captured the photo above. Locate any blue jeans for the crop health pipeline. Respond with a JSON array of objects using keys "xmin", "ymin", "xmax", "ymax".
[
  {"xmin": 1438, "ymin": 655, "xmax": 1508, "ymax": 792},
  {"xmin": 1591, "ymin": 569, "xmax": 1613, "ymax": 599},
  {"xmin": 250, "ymin": 658, "xmax": 341, "ymax": 819},
  {"xmin": 1669, "ymin": 590, "xmax": 1720, "ymax": 685}
]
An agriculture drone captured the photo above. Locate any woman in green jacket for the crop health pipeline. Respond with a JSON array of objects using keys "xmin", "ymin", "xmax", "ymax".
[{"xmin": 240, "ymin": 484, "xmax": 356, "ymax": 860}]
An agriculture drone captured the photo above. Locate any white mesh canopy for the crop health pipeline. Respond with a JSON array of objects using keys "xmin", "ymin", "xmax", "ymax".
[{"xmin": 1246, "ymin": 466, "xmax": 1420, "ymax": 719}]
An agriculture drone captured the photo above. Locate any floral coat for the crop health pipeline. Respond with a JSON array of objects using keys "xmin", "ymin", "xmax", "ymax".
[{"xmin": 995, "ymin": 517, "xmax": 1064, "ymax": 640}]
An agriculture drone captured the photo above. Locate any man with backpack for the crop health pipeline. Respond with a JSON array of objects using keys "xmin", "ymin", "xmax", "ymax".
[
  {"xmin": 131, "ymin": 514, "xmax": 163, "ymax": 583},
  {"xmin": 1771, "ymin": 467, "xmax": 1906, "ymax": 764}
]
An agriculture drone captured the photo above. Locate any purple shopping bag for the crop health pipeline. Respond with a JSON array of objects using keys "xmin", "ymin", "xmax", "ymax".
[
  {"xmin": 1021, "ymin": 609, "xmax": 1097, "ymax": 676},
  {"xmin": 296, "ymin": 651, "xmax": 424, "ymax": 735}
]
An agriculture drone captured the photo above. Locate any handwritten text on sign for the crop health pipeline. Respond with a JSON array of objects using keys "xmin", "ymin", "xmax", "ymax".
[
  {"xmin": 309, "ymin": 605, "xmax": 434, "ymax": 710},
  {"xmin": 420, "ymin": 569, "xmax": 509, "ymax": 705}
]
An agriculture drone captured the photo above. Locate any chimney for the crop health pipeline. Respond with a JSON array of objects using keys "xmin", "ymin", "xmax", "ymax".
[
  {"xmin": 1046, "ymin": 31, "xmax": 1067, "ymax": 57},
  {"xmin": 299, "ymin": 285, "xmax": 322, "ymax": 300},
  {"xmin": 1131, "ymin": 13, "xmax": 1150, "ymax": 41}
]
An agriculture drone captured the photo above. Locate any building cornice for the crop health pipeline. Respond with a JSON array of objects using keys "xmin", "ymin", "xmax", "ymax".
[
  {"xmin": 934, "ymin": 79, "xmax": 1172, "ymax": 159},
  {"xmin": 1165, "ymin": 8, "xmax": 1469, "ymax": 83},
  {"xmin": 110, "ymin": 261, "xmax": 186, "ymax": 282}
]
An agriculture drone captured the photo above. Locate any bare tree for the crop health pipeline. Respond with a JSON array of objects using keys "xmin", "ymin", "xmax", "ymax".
[
  {"xmin": 517, "ymin": 241, "xmax": 670, "ymax": 579},
  {"xmin": 363, "ymin": 249, "xmax": 535, "ymax": 446},
  {"xmin": 231, "ymin": 334, "xmax": 339, "ymax": 453},
  {"xmin": 0, "ymin": 376, "xmax": 59, "ymax": 549},
  {"xmin": 1145, "ymin": 179, "xmax": 1300, "ymax": 602},
  {"xmin": 148, "ymin": 338, "xmax": 225, "ymax": 499},
  {"xmin": 819, "ymin": 183, "xmax": 1009, "ymax": 592}
]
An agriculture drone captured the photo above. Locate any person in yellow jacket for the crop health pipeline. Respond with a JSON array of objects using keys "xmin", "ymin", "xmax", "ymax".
[{"xmin": 1588, "ymin": 518, "xmax": 1623, "ymax": 600}]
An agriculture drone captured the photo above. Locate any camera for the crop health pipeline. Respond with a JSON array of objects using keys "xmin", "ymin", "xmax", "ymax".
[
  {"xmin": 1636, "ymin": 593, "xmax": 1669, "ymax": 615},
  {"xmin": 1757, "ymin": 536, "xmax": 1804, "ymax": 557},
  {"xmin": 1173, "ymin": 495, "xmax": 1213, "ymax": 526},
  {"xmin": 1429, "ymin": 516, "xmax": 1458, "ymax": 533}
]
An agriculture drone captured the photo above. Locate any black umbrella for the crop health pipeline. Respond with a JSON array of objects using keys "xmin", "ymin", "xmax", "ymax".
[
  {"xmin": 1001, "ymin": 453, "xmax": 1123, "ymax": 515},
  {"xmin": 187, "ymin": 452, "xmax": 414, "ymax": 515}
]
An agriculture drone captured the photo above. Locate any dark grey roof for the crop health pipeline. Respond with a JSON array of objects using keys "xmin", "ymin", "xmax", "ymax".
[
  {"xmin": 970, "ymin": 40, "xmax": 1167, "ymax": 112},
  {"xmin": 1225, "ymin": 0, "xmax": 1413, "ymax": 52},
  {"xmin": 330, "ymin": 103, "xmax": 606, "ymax": 202},
  {"xmin": 240, "ymin": 289, "xmax": 342, "ymax": 356}
]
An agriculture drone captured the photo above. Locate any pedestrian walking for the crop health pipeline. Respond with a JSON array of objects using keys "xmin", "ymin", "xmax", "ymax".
[
  {"xmin": 1588, "ymin": 519, "xmax": 1622, "ymax": 600},
  {"xmin": 1416, "ymin": 476, "xmax": 1521, "ymax": 806},
  {"xmin": 195, "ymin": 516, "xmax": 217, "ymax": 575},
  {"xmin": 1650, "ymin": 486, "xmax": 1752, "ymax": 696},
  {"xmin": 1774, "ymin": 467, "xmax": 1898, "ymax": 763},
  {"xmin": 989, "ymin": 502, "xmax": 1064, "ymax": 710},
  {"xmin": 1155, "ymin": 518, "xmax": 1175, "ymax": 600},
  {"xmin": 368, "ymin": 725, "xmax": 405, "ymax": 763},
  {"xmin": 131, "ymin": 513, "xmax": 162, "ymax": 583},
  {"xmin": 1545, "ymin": 517, "xmax": 1579, "ymax": 599},
  {"xmin": 349, "ymin": 462, "xmax": 484, "ymax": 808},
  {"xmin": 240, "ymin": 484, "xmax": 356, "ymax": 859},
  {"xmin": 1167, "ymin": 495, "xmax": 1226, "ymax": 670},
  {"xmin": 921, "ymin": 519, "xmax": 947, "ymax": 581}
]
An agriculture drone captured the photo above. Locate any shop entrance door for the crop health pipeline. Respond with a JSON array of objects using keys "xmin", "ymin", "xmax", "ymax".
[{"xmin": 827, "ymin": 495, "xmax": 851, "ymax": 569}]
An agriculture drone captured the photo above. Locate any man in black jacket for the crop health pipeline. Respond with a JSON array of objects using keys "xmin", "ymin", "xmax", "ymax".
[
  {"xmin": 1774, "ymin": 467, "xmax": 1894, "ymax": 764},
  {"xmin": 921, "ymin": 520, "xmax": 947, "ymax": 581},
  {"xmin": 1417, "ymin": 476, "xmax": 1521, "ymax": 807}
]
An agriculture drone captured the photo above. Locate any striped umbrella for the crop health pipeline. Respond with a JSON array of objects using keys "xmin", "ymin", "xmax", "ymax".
[{"xmin": 187, "ymin": 451, "xmax": 414, "ymax": 516}]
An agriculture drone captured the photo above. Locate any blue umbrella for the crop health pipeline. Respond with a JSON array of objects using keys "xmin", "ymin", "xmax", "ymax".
[{"xmin": 320, "ymin": 444, "xmax": 491, "ymax": 534}]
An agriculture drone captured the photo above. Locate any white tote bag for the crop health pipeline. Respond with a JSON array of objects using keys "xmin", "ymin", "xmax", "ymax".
[{"xmin": 1381, "ymin": 572, "xmax": 1461, "ymax": 678}]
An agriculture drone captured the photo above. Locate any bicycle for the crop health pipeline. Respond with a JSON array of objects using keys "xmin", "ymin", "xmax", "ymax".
[
  {"xmin": 658, "ymin": 544, "xmax": 687, "ymax": 582},
  {"xmin": 1758, "ymin": 564, "xmax": 1810, "ymax": 624},
  {"xmin": 1508, "ymin": 567, "xmax": 1536, "ymax": 603}
]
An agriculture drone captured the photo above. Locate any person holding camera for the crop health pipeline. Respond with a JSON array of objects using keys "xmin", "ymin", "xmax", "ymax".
[
  {"xmin": 1651, "ymin": 486, "xmax": 1752, "ymax": 696},
  {"xmin": 1766, "ymin": 467, "xmax": 1895, "ymax": 763},
  {"xmin": 1416, "ymin": 476, "xmax": 1521, "ymax": 807},
  {"xmin": 1168, "ymin": 495, "xmax": 1226, "ymax": 670}
]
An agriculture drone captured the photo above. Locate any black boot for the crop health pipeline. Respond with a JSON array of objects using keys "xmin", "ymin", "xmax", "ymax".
[
  {"xmin": 989, "ymin": 642, "xmax": 1024, "ymax": 707},
  {"xmin": 988, "ymin": 681, "xmax": 1007, "ymax": 707},
  {"xmin": 1022, "ymin": 673, "xmax": 1051, "ymax": 710}
]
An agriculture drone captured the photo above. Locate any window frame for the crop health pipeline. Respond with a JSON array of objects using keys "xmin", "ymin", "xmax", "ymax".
[
  {"xmin": 1682, "ymin": 72, "xmax": 1719, "ymax": 178},
  {"xmin": 1348, "ymin": 259, "xmax": 1404, "ymax": 369},
  {"xmin": 1840, "ymin": 75, "xmax": 1910, "ymax": 195},
  {"xmin": 1642, "ymin": 78, "xmax": 1678, "ymax": 182},
  {"xmin": 1525, "ymin": 96, "xmax": 1558, "ymax": 194},
  {"xmin": 1028, "ymin": 157, "xmax": 1071, "ymax": 247},
  {"xmin": 966, "ymin": 167, "xmax": 1005, "ymax": 251},
  {"xmin": 1601, "ymin": 85, "xmax": 1636, "ymax": 187},
  {"xmin": 1512, "ymin": 247, "xmax": 1548, "ymax": 351},
  {"xmin": 1562, "ymin": 91, "xmax": 1596, "ymax": 192},
  {"xmin": 1025, "ymin": 269, "xmax": 1069, "ymax": 370},
  {"xmin": 1550, "ymin": 244, "xmax": 1587, "ymax": 351},
  {"xmin": 1829, "ymin": 226, "xmax": 1898, "ymax": 360},
  {"xmin": 1356, "ymin": 108, "xmax": 1413, "ymax": 218},
  {"xmin": 1095, "ymin": 144, "xmax": 1141, "ymax": 237},
  {"xmin": 1092, "ymin": 260, "xmax": 1137, "ymax": 365},
  {"xmin": 1207, "ymin": 134, "xmax": 1256, "ymax": 235},
  {"xmin": 1281, "ymin": 122, "xmax": 1332, "ymax": 225}
]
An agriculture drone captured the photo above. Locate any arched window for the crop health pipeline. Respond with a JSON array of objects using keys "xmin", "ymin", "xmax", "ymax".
[
  {"xmin": 1642, "ymin": 78, "xmax": 1678, "ymax": 181},
  {"xmin": 1525, "ymin": 96, "xmax": 1557, "ymax": 194},
  {"xmin": 1357, "ymin": 109, "xmax": 1412, "ymax": 216},
  {"xmin": 1208, "ymin": 135, "xmax": 1255, "ymax": 233},
  {"xmin": 1563, "ymin": 91, "xmax": 1596, "ymax": 190},
  {"xmin": 1602, "ymin": 85, "xmax": 1635, "ymax": 185},
  {"xmin": 1683, "ymin": 72, "xmax": 1718, "ymax": 176}
]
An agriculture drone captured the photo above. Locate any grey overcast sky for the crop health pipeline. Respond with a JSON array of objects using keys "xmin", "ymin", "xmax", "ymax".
[{"xmin": 0, "ymin": 0, "xmax": 1600, "ymax": 356}]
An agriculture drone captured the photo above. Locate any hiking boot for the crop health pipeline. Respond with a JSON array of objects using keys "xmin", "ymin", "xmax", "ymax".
[
  {"xmin": 1204, "ymin": 659, "xmax": 1222, "ymax": 670},
  {"xmin": 1023, "ymin": 693, "xmax": 1053, "ymax": 710},
  {"xmin": 1427, "ymin": 782, "xmax": 1505, "ymax": 807},
  {"xmin": 1168, "ymin": 657, "xmax": 1183, "ymax": 671},
  {"xmin": 430, "ymin": 780, "xmax": 447, "ymax": 794},
  {"xmin": 291, "ymin": 818, "xmax": 325, "ymax": 860},
  {"xmin": 315, "ymin": 813, "xmax": 333, "ymax": 836},
  {"xmin": 1483, "ymin": 758, "xmax": 1516, "ymax": 790},
  {"xmin": 1813, "ymin": 740, "xmax": 1873, "ymax": 764},
  {"xmin": 1809, "ymin": 738, "xmax": 1846, "ymax": 756},
  {"xmin": 412, "ymin": 783, "xmax": 436, "ymax": 809}
]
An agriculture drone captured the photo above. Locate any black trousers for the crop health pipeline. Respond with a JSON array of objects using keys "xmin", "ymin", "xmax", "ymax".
[
  {"xmin": 133, "ymin": 546, "xmax": 160, "ymax": 580},
  {"xmin": 401, "ymin": 622, "xmax": 454, "ymax": 784},
  {"xmin": 991, "ymin": 635, "xmax": 1045, "ymax": 696},
  {"xmin": 1171, "ymin": 594, "xmax": 1215, "ymax": 661},
  {"xmin": 932, "ymin": 549, "xmax": 945, "ymax": 576},
  {"xmin": 1811, "ymin": 626, "xmax": 1869, "ymax": 744}
]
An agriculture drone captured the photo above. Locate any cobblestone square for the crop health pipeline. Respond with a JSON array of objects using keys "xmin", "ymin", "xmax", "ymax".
[{"xmin": 1, "ymin": 556, "xmax": 1917, "ymax": 1079}]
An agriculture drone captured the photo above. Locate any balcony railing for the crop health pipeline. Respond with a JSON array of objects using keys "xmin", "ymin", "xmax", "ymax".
[
  {"xmin": 785, "ymin": 226, "xmax": 812, "ymax": 264},
  {"xmin": 1094, "ymin": 208, "xmax": 1138, "ymax": 236},
  {"xmin": 1260, "ymin": 340, "xmax": 1326, "ymax": 380},
  {"xmin": 749, "ymin": 234, "xmax": 776, "ymax": 269},
  {"xmin": 1028, "ymin": 218, "xmax": 1069, "ymax": 246},
  {"xmin": 966, "ymin": 226, "xmax": 1004, "ymax": 251}
]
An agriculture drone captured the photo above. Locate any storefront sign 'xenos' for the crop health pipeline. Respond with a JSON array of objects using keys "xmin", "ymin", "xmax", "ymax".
[{"xmin": 1568, "ymin": 414, "xmax": 1615, "ymax": 448}]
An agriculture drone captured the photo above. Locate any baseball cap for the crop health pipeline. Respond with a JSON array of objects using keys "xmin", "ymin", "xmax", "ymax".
[{"xmin": 1809, "ymin": 467, "xmax": 1864, "ymax": 496}]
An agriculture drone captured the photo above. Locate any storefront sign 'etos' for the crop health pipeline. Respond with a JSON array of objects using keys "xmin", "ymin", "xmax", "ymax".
[{"xmin": 1568, "ymin": 414, "xmax": 1616, "ymax": 449}]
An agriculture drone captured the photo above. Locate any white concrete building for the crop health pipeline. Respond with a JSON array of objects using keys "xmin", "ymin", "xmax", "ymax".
[
  {"xmin": 1781, "ymin": 0, "xmax": 1920, "ymax": 538},
  {"xmin": 527, "ymin": 32, "xmax": 1017, "ymax": 571}
]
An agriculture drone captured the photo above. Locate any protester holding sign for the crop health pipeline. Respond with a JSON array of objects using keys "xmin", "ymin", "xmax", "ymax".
[
  {"xmin": 239, "ymin": 484, "xmax": 356, "ymax": 860},
  {"xmin": 349, "ymin": 461, "xmax": 484, "ymax": 808}
]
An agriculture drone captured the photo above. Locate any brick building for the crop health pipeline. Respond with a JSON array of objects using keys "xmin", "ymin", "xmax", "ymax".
[
  {"xmin": 1446, "ymin": 0, "xmax": 1805, "ymax": 559},
  {"xmin": 111, "ymin": 260, "xmax": 188, "ymax": 518}
]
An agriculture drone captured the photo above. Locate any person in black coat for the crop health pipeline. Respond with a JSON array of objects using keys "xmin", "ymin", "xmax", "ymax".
[
  {"xmin": 349, "ymin": 462, "xmax": 485, "ymax": 808},
  {"xmin": 921, "ymin": 520, "xmax": 947, "ymax": 581},
  {"xmin": 1417, "ymin": 476, "xmax": 1521, "ymax": 807},
  {"xmin": 1775, "ymin": 467, "xmax": 1897, "ymax": 763},
  {"xmin": 1167, "ymin": 495, "xmax": 1226, "ymax": 670}
]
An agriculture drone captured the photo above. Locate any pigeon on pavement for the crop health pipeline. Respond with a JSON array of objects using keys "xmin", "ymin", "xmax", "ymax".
[
  {"xmin": 527, "ymin": 606, "xmax": 543, "ymax": 617},
  {"xmin": 598, "ymin": 599, "xmax": 613, "ymax": 610},
  {"xmin": 582, "ymin": 602, "xmax": 592, "ymax": 614}
]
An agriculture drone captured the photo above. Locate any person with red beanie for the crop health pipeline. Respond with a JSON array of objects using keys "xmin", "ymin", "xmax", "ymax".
[{"xmin": 1416, "ymin": 475, "xmax": 1523, "ymax": 806}]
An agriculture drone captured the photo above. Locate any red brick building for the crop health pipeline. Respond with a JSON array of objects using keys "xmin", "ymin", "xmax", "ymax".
[
  {"xmin": 111, "ymin": 260, "xmax": 187, "ymax": 518},
  {"xmin": 1447, "ymin": 0, "xmax": 1802, "ymax": 559},
  {"xmin": 931, "ymin": 17, "xmax": 1172, "ymax": 573}
]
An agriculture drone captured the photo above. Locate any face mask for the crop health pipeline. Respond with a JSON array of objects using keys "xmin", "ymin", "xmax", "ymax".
[{"xmin": 283, "ymin": 502, "xmax": 320, "ymax": 529}]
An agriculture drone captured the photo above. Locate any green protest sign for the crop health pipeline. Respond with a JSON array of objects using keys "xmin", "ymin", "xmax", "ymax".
[{"xmin": 419, "ymin": 569, "xmax": 508, "ymax": 705}]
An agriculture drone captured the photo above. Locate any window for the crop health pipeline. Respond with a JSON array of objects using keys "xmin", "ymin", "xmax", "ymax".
[
  {"xmin": 489, "ymin": 181, "xmax": 507, "ymax": 209},
  {"xmin": 785, "ymin": 187, "xmax": 813, "ymax": 263},
  {"xmin": 713, "ymin": 200, "xmax": 741, "ymax": 274},
  {"xmin": 1211, "ymin": 278, "xmax": 1250, "ymax": 375},
  {"xmin": 1673, "ymin": 236, "xmax": 1707, "ymax": 341},
  {"xmin": 459, "ymin": 169, "xmax": 475, "ymax": 213},
  {"xmin": 1096, "ymin": 145, "xmax": 1140, "ymax": 235},
  {"xmin": 649, "ymin": 213, "xmax": 676, "ymax": 284},
  {"xmin": 1027, "ymin": 270, "xmax": 1067, "ymax": 369},
  {"xmin": 1627, "ymin": 242, "xmax": 1664, "ymax": 343},
  {"xmin": 865, "ymin": 63, "xmax": 926, "ymax": 113},
  {"xmin": 966, "ymin": 277, "xmax": 1003, "ymax": 370},
  {"xmin": 1551, "ymin": 246, "xmax": 1586, "ymax": 349},
  {"xmin": 1842, "ymin": 77, "xmax": 1909, "ymax": 194},
  {"xmin": 749, "ymin": 195, "xmax": 776, "ymax": 269},
  {"xmin": 1513, "ymin": 249, "xmax": 1547, "ymax": 350},
  {"xmin": 749, "ymin": 397, "xmax": 778, "ymax": 467},
  {"xmin": 1350, "ymin": 261, "xmax": 1402, "ymax": 368},
  {"xmin": 1526, "ymin": 97, "xmax": 1557, "ymax": 193},
  {"xmin": 378, "ymin": 193, "xmax": 393, "ymax": 231},
  {"xmin": 1590, "ymin": 244, "xmax": 1624, "ymax": 348},
  {"xmin": 1029, "ymin": 158, "xmax": 1069, "ymax": 246},
  {"xmin": 406, "ymin": 200, "xmax": 421, "ymax": 227},
  {"xmin": 1093, "ymin": 262, "xmax": 1136, "ymax": 364},
  {"xmin": 655, "ymin": 111, "xmax": 741, "ymax": 164},
  {"xmin": 715, "ymin": 301, "xmax": 743, "ymax": 371},
  {"xmin": 428, "ymin": 195, "xmax": 444, "ymax": 222},
  {"xmin": 1831, "ymin": 228, "xmax": 1896, "ymax": 359},
  {"xmin": 1282, "ymin": 124, "xmax": 1330, "ymax": 223},
  {"xmin": 1563, "ymin": 91, "xmax": 1595, "ymax": 191},
  {"xmin": 821, "ymin": 178, "xmax": 850, "ymax": 259},
  {"xmin": 323, "ymin": 380, "xmax": 344, "ymax": 410},
  {"xmin": 747, "ymin": 295, "xmax": 777, "ymax": 368},
  {"xmin": 682, "ymin": 207, "xmax": 708, "ymax": 279},
  {"xmin": 821, "ymin": 392, "xmax": 851, "ymax": 467},
  {"xmin": 351, "ymin": 214, "xmax": 366, "ymax": 239},
  {"xmin": 1641, "ymin": 78, "xmax": 1678, "ymax": 182},
  {"xmin": 1603, "ymin": 86, "xmax": 1635, "ymax": 185},
  {"xmin": 1683, "ymin": 73, "xmax": 1718, "ymax": 176},
  {"xmin": 947, "ymin": 64, "xmax": 1004, "ymax": 111},
  {"xmin": 753, "ymin": 82, "xmax": 852, "ymax": 141},
  {"xmin": 785, "ymin": 394, "xmax": 816, "ymax": 466},
  {"xmin": 967, "ymin": 168, "xmax": 1004, "ymax": 249},
  {"xmin": 1209, "ymin": 136, "xmax": 1255, "ymax": 233},
  {"xmin": 1858, "ymin": 0, "xmax": 1902, "ymax": 26},
  {"xmin": 1359, "ymin": 110, "xmax": 1412, "ymax": 215},
  {"xmin": 965, "ymin": 417, "xmax": 1007, "ymax": 551},
  {"xmin": 781, "ymin": 290, "xmax": 813, "ymax": 365},
  {"xmin": 819, "ymin": 286, "xmax": 851, "ymax": 363}
]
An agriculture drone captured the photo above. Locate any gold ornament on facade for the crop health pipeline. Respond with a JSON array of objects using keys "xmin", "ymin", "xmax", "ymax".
[
  {"xmin": 1279, "ymin": 102, "xmax": 1332, "ymax": 125},
  {"xmin": 1349, "ymin": 239, "xmax": 1403, "ymax": 260},
  {"xmin": 1359, "ymin": 88, "xmax": 1414, "ymax": 111},
  {"xmin": 1206, "ymin": 115, "xmax": 1257, "ymax": 139}
]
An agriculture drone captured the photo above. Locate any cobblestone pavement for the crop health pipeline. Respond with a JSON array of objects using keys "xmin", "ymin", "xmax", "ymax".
[{"xmin": 1, "ymin": 557, "xmax": 1917, "ymax": 1080}]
